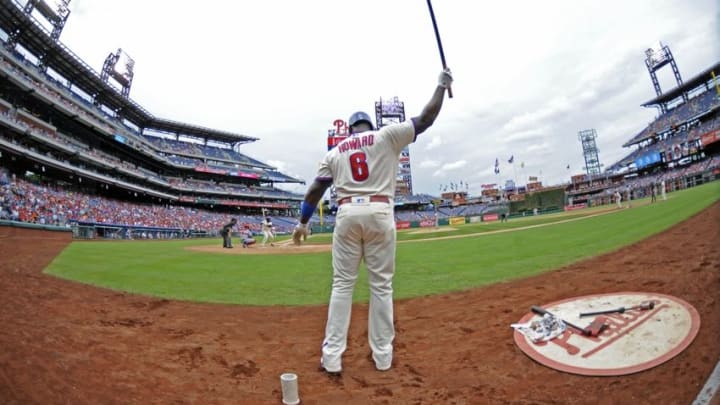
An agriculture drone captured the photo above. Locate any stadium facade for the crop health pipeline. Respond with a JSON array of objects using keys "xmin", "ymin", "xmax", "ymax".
[
  {"xmin": 0, "ymin": 0, "xmax": 305, "ymax": 238},
  {"xmin": 566, "ymin": 46, "xmax": 719, "ymax": 207}
]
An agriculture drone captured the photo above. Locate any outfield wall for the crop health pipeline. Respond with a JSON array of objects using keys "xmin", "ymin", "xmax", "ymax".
[{"xmin": 0, "ymin": 220, "xmax": 72, "ymax": 240}]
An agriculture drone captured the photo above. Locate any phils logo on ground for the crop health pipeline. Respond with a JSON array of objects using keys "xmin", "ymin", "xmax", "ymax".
[{"xmin": 512, "ymin": 292, "xmax": 701, "ymax": 376}]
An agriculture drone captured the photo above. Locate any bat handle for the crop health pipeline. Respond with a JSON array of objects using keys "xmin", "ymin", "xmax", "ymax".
[
  {"xmin": 579, "ymin": 307, "xmax": 626, "ymax": 317},
  {"xmin": 441, "ymin": 62, "xmax": 453, "ymax": 98},
  {"xmin": 531, "ymin": 305, "xmax": 550, "ymax": 316},
  {"xmin": 533, "ymin": 306, "xmax": 591, "ymax": 336}
]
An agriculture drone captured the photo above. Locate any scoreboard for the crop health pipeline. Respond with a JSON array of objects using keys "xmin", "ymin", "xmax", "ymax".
[{"xmin": 327, "ymin": 119, "xmax": 349, "ymax": 150}]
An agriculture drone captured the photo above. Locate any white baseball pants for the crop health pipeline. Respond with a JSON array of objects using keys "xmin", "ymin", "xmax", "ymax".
[{"xmin": 321, "ymin": 200, "xmax": 396, "ymax": 372}]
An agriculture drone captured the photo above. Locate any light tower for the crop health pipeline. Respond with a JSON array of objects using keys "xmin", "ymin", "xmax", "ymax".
[
  {"xmin": 578, "ymin": 129, "xmax": 602, "ymax": 176},
  {"xmin": 22, "ymin": 0, "xmax": 71, "ymax": 40},
  {"xmin": 644, "ymin": 42, "xmax": 687, "ymax": 113},
  {"xmin": 5, "ymin": 0, "xmax": 71, "ymax": 69},
  {"xmin": 375, "ymin": 96, "xmax": 413, "ymax": 196},
  {"xmin": 100, "ymin": 48, "xmax": 135, "ymax": 98}
]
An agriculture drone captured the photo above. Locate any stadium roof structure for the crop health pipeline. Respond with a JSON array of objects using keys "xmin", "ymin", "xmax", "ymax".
[
  {"xmin": 148, "ymin": 118, "xmax": 257, "ymax": 144},
  {"xmin": 641, "ymin": 61, "xmax": 720, "ymax": 108},
  {"xmin": 0, "ymin": 0, "xmax": 257, "ymax": 144}
]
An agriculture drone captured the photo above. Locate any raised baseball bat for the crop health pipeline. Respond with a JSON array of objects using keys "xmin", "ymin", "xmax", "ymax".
[
  {"xmin": 531, "ymin": 305, "xmax": 591, "ymax": 336},
  {"xmin": 426, "ymin": 0, "xmax": 453, "ymax": 98}
]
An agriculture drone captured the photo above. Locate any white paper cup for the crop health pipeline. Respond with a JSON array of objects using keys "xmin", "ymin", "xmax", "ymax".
[{"xmin": 280, "ymin": 373, "xmax": 300, "ymax": 405}]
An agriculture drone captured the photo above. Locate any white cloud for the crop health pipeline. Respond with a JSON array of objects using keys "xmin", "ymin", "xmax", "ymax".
[
  {"xmin": 503, "ymin": 96, "xmax": 572, "ymax": 132},
  {"xmin": 424, "ymin": 136, "xmax": 443, "ymax": 150},
  {"xmin": 504, "ymin": 127, "xmax": 550, "ymax": 143},
  {"xmin": 432, "ymin": 160, "xmax": 468, "ymax": 177},
  {"xmin": 266, "ymin": 160, "xmax": 286, "ymax": 172},
  {"xmin": 418, "ymin": 160, "xmax": 440, "ymax": 168},
  {"xmin": 525, "ymin": 143, "xmax": 551, "ymax": 154}
]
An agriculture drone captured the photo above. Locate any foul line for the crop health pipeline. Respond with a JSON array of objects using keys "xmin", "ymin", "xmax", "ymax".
[
  {"xmin": 693, "ymin": 359, "xmax": 720, "ymax": 405},
  {"xmin": 400, "ymin": 207, "xmax": 620, "ymax": 244}
]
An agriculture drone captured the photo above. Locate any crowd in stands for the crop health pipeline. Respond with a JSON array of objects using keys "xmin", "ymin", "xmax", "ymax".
[
  {"xmin": 4, "ymin": 151, "xmax": 719, "ymax": 236},
  {"xmin": 0, "ymin": 51, "xmax": 120, "ymax": 141},
  {"xmin": 314, "ymin": 201, "xmax": 499, "ymax": 225},
  {"xmin": 395, "ymin": 193, "xmax": 435, "ymax": 205},
  {"xmin": 0, "ymin": 102, "xmax": 301, "ymax": 202},
  {"xmin": 1, "ymin": 163, "xmax": 503, "ymax": 231},
  {"xmin": 143, "ymin": 136, "xmax": 266, "ymax": 168},
  {"xmin": 600, "ymin": 155, "xmax": 720, "ymax": 203},
  {"xmin": 607, "ymin": 114, "xmax": 719, "ymax": 172},
  {"xmin": 626, "ymin": 90, "xmax": 720, "ymax": 146},
  {"xmin": 0, "ymin": 166, "xmax": 296, "ymax": 235}
]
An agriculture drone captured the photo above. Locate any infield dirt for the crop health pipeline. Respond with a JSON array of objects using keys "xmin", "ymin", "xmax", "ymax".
[{"xmin": 0, "ymin": 203, "xmax": 718, "ymax": 404}]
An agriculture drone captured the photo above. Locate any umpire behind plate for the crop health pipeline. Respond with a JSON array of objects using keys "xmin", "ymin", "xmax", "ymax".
[
  {"xmin": 292, "ymin": 68, "xmax": 452, "ymax": 374},
  {"xmin": 221, "ymin": 217, "xmax": 237, "ymax": 248}
]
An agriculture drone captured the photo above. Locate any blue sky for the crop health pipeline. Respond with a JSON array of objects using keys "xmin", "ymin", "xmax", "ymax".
[{"xmin": 51, "ymin": 0, "xmax": 720, "ymax": 195}]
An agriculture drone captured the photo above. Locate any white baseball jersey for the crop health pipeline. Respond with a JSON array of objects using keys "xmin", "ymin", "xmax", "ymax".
[
  {"xmin": 316, "ymin": 121, "xmax": 416, "ymax": 199},
  {"xmin": 316, "ymin": 120, "xmax": 417, "ymax": 374},
  {"xmin": 261, "ymin": 218, "xmax": 274, "ymax": 245}
]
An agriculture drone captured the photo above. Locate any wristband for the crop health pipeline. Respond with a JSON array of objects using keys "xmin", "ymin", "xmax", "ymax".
[{"xmin": 300, "ymin": 201, "xmax": 316, "ymax": 222}]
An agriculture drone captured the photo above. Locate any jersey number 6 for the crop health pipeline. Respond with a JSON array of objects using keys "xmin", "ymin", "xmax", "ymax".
[{"xmin": 349, "ymin": 152, "xmax": 369, "ymax": 182}]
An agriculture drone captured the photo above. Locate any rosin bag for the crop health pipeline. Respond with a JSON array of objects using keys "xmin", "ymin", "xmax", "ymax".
[{"xmin": 511, "ymin": 313, "xmax": 566, "ymax": 342}]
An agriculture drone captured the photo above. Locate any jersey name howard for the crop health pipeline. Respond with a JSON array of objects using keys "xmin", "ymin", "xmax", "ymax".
[{"xmin": 336, "ymin": 134, "xmax": 374, "ymax": 153}]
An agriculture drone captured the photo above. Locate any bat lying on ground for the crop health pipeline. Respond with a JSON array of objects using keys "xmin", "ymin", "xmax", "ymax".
[{"xmin": 579, "ymin": 301, "xmax": 655, "ymax": 317}]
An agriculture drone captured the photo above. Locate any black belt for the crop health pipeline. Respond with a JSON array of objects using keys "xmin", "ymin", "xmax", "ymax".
[{"xmin": 337, "ymin": 195, "xmax": 390, "ymax": 206}]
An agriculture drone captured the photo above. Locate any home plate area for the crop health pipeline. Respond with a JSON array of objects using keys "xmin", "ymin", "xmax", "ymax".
[{"xmin": 513, "ymin": 291, "xmax": 701, "ymax": 376}]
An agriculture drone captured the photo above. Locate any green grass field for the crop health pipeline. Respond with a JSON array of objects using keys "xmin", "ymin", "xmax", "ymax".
[{"xmin": 46, "ymin": 181, "xmax": 719, "ymax": 305}]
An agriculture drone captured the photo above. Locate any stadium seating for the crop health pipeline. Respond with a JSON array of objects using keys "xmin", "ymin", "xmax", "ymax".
[{"xmin": 0, "ymin": 165, "xmax": 296, "ymax": 235}]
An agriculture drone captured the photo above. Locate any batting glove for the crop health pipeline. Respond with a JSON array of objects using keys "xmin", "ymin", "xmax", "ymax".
[
  {"xmin": 438, "ymin": 68, "xmax": 453, "ymax": 89},
  {"xmin": 292, "ymin": 223, "xmax": 309, "ymax": 245}
]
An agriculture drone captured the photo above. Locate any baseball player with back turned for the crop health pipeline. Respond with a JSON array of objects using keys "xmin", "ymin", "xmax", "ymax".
[{"xmin": 292, "ymin": 68, "xmax": 453, "ymax": 375}]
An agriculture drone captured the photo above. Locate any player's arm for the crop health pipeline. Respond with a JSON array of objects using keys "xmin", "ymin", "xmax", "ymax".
[
  {"xmin": 293, "ymin": 177, "xmax": 331, "ymax": 245},
  {"xmin": 410, "ymin": 69, "xmax": 453, "ymax": 136},
  {"xmin": 299, "ymin": 178, "xmax": 332, "ymax": 225}
]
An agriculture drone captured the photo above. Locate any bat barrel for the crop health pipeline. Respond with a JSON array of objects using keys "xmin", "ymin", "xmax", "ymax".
[
  {"xmin": 426, "ymin": 0, "xmax": 453, "ymax": 98},
  {"xmin": 579, "ymin": 307, "xmax": 625, "ymax": 317}
]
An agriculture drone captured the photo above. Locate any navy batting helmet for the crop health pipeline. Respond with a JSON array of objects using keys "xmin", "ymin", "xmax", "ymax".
[{"xmin": 348, "ymin": 111, "xmax": 374, "ymax": 130}]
